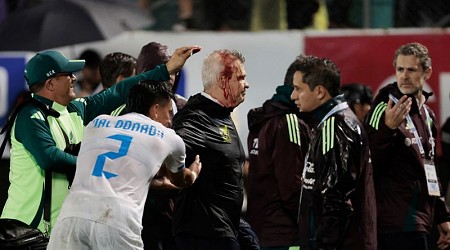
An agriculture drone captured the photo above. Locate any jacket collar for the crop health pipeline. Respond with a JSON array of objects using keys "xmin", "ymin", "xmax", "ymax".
[
  {"xmin": 33, "ymin": 94, "xmax": 68, "ymax": 114},
  {"xmin": 187, "ymin": 93, "xmax": 234, "ymax": 118},
  {"xmin": 310, "ymin": 95, "xmax": 346, "ymax": 125}
]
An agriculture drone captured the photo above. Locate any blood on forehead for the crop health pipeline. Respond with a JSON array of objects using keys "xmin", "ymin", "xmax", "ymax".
[{"xmin": 219, "ymin": 52, "xmax": 239, "ymax": 79}]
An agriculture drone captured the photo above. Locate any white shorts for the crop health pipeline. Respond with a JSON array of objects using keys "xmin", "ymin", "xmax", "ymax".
[{"xmin": 47, "ymin": 217, "xmax": 143, "ymax": 250}]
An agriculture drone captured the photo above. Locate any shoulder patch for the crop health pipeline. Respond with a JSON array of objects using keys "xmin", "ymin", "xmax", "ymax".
[
  {"xmin": 369, "ymin": 102, "xmax": 387, "ymax": 130},
  {"xmin": 30, "ymin": 110, "xmax": 45, "ymax": 121},
  {"xmin": 286, "ymin": 113, "xmax": 301, "ymax": 146},
  {"xmin": 322, "ymin": 116, "xmax": 335, "ymax": 155}
]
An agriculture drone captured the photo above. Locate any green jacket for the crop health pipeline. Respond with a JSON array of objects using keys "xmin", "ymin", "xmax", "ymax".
[{"xmin": 1, "ymin": 64, "xmax": 169, "ymax": 233}]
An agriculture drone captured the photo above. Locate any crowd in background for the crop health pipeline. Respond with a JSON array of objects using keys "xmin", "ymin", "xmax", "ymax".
[{"xmin": 1, "ymin": 0, "xmax": 450, "ymax": 31}]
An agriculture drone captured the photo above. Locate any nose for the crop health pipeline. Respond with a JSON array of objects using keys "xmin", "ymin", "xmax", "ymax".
[
  {"xmin": 290, "ymin": 90, "xmax": 296, "ymax": 101},
  {"xmin": 400, "ymin": 70, "xmax": 409, "ymax": 79}
]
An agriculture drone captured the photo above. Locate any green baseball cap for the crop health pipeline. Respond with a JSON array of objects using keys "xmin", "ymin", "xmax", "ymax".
[{"xmin": 24, "ymin": 50, "xmax": 86, "ymax": 86}]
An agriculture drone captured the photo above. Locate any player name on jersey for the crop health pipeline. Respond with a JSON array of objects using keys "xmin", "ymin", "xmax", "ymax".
[{"xmin": 92, "ymin": 117, "xmax": 165, "ymax": 139}]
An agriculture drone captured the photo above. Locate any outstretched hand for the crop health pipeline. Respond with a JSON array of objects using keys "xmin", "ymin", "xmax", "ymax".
[
  {"xmin": 166, "ymin": 46, "xmax": 202, "ymax": 75},
  {"xmin": 384, "ymin": 95, "xmax": 412, "ymax": 129}
]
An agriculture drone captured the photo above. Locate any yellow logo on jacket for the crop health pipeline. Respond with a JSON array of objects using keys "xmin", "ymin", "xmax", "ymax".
[{"xmin": 219, "ymin": 125, "xmax": 231, "ymax": 142}]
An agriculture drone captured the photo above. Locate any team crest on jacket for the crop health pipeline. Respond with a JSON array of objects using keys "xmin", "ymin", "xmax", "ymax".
[
  {"xmin": 219, "ymin": 125, "xmax": 231, "ymax": 142},
  {"xmin": 302, "ymin": 161, "xmax": 315, "ymax": 189}
]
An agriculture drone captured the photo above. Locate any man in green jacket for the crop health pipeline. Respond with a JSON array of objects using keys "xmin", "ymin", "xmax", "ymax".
[{"xmin": 1, "ymin": 46, "xmax": 198, "ymax": 235}]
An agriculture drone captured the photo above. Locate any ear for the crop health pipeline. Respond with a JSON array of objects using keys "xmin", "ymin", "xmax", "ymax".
[
  {"xmin": 149, "ymin": 103, "xmax": 159, "ymax": 120},
  {"xmin": 45, "ymin": 79, "xmax": 55, "ymax": 91},
  {"xmin": 218, "ymin": 75, "xmax": 227, "ymax": 88},
  {"xmin": 424, "ymin": 67, "xmax": 432, "ymax": 80},
  {"xmin": 315, "ymin": 85, "xmax": 328, "ymax": 100}
]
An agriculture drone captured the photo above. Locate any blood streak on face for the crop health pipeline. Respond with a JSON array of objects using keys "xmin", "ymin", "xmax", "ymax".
[{"xmin": 218, "ymin": 52, "xmax": 236, "ymax": 103}]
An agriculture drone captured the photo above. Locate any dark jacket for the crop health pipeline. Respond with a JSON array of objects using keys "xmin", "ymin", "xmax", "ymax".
[
  {"xmin": 365, "ymin": 82, "xmax": 450, "ymax": 234},
  {"xmin": 246, "ymin": 85, "xmax": 310, "ymax": 247},
  {"xmin": 172, "ymin": 93, "xmax": 245, "ymax": 239},
  {"xmin": 299, "ymin": 95, "xmax": 377, "ymax": 250}
]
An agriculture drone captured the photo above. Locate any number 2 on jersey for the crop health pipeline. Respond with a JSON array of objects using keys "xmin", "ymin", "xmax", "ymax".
[{"xmin": 92, "ymin": 134, "xmax": 133, "ymax": 179}]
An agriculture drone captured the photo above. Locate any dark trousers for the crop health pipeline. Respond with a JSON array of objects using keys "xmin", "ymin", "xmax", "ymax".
[
  {"xmin": 174, "ymin": 234, "xmax": 240, "ymax": 250},
  {"xmin": 378, "ymin": 232, "xmax": 428, "ymax": 250}
]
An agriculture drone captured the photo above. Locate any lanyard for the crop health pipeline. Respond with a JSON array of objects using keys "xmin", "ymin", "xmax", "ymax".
[
  {"xmin": 319, "ymin": 102, "xmax": 349, "ymax": 126},
  {"xmin": 422, "ymin": 106, "xmax": 435, "ymax": 158},
  {"xmin": 388, "ymin": 94, "xmax": 434, "ymax": 158}
]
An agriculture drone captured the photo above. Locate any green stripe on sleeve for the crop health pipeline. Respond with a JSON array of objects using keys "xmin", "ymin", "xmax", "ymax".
[
  {"xmin": 286, "ymin": 114, "xmax": 294, "ymax": 143},
  {"xmin": 369, "ymin": 102, "xmax": 387, "ymax": 130},
  {"xmin": 286, "ymin": 114, "xmax": 301, "ymax": 145},
  {"xmin": 111, "ymin": 104, "xmax": 126, "ymax": 116},
  {"xmin": 322, "ymin": 117, "xmax": 335, "ymax": 155},
  {"xmin": 292, "ymin": 114, "xmax": 301, "ymax": 146}
]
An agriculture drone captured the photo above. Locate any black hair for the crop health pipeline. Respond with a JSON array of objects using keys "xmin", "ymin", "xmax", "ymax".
[
  {"xmin": 283, "ymin": 59, "xmax": 296, "ymax": 87},
  {"xmin": 341, "ymin": 83, "xmax": 373, "ymax": 111},
  {"xmin": 291, "ymin": 54, "xmax": 341, "ymax": 97},
  {"xmin": 124, "ymin": 80, "xmax": 174, "ymax": 115},
  {"xmin": 79, "ymin": 49, "xmax": 101, "ymax": 69},
  {"xmin": 99, "ymin": 52, "xmax": 137, "ymax": 89},
  {"xmin": 136, "ymin": 42, "xmax": 170, "ymax": 74},
  {"xmin": 136, "ymin": 42, "xmax": 183, "ymax": 93}
]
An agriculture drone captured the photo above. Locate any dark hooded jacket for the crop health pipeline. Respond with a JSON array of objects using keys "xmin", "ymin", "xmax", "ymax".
[
  {"xmin": 172, "ymin": 93, "xmax": 245, "ymax": 239},
  {"xmin": 246, "ymin": 85, "xmax": 310, "ymax": 247},
  {"xmin": 137, "ymin": 42, "xmax": 188, "ymax": 249},
  {"xmin": 364, "ymin": 82, "xmax": 450, "ymax": 234},
  {"xmin": 299, "ymin": 95, "xmax": 377, "ymax": 250}
]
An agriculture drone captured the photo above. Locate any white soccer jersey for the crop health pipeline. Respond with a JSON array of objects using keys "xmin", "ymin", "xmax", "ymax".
[{"xmin": 56, "ymin": 113, "xmax": 186, "ymax": 236}]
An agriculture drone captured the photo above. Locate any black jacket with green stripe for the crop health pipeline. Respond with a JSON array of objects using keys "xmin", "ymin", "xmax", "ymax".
[
  {"xmin": 298, "ymin": 95, "xmax": 377, "ymax": 250},
  {"xmin": 246, "ymin": 86, "xmax": 310, "ymax": 247}
]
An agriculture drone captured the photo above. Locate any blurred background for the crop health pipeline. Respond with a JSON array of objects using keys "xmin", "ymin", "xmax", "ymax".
[
  {"xmin": 2, "ymin": 0, "xmax": 449, "ymax": 34},
  {"xmin": 1, "ymin": 0, "xmax": 450, "ymax": 208}
]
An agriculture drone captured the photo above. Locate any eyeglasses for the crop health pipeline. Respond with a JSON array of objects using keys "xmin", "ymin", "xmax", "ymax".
[{"xmin": 53, "ymin": 72, "xmax": 74, "ymax": 78}]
